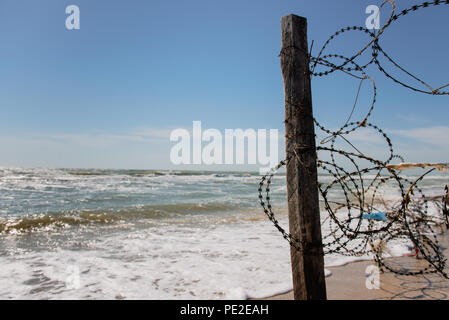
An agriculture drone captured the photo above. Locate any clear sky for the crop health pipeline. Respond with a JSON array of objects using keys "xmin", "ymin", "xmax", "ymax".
[{"xmin": 0, "ymin": 0, "xmax": 448, "ymax": 170}]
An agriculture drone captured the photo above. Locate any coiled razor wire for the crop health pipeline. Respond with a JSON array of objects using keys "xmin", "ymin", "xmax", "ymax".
[{"xmin": 259, "ymin": 0, "xmax": 449, "ymax": 278}]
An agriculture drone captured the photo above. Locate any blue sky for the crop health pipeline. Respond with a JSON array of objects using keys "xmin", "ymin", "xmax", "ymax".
[{"xmin": 0, "ymin": 0, "xmax": 448, "ymax": 170}]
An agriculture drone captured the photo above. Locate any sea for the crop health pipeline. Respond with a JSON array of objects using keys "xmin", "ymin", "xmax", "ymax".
[{"xmin": 0, "ymin": 167, "xmax": 447, "ymax": 299}]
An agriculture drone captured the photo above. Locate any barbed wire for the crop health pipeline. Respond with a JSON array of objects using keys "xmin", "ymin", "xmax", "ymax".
[{"xmin": 259, "ymin": 0, "xmax": 449, "ymax": 278}]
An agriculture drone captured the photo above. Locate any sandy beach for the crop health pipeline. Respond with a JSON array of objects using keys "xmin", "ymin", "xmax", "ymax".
[{"xmin": 261, "ymin": 232, "xmax": 449, "ymax": 300}]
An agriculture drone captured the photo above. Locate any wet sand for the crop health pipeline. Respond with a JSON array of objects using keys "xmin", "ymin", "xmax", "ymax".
[{"xmin": 261, "ymin": 232, "xmax": 449, "ymax": 300}]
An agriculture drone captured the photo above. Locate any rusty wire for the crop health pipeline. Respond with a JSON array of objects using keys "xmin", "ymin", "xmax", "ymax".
[{"xmin": 259, "ymin": 0, "xmax": 449, "ymax": 278}]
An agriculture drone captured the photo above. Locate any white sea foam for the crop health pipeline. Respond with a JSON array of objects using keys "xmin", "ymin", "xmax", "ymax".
[
  {"xmin": 0, "ymin": 213, "xmax": 416, "ymax": 300},
  {"xmin": 0, "ymin": 167, "xmax": 446, "ymax": 299}
]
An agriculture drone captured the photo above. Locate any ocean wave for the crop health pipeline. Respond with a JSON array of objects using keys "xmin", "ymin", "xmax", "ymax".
[{"xmin": 0, "ymin": 202, "xmax": 244, "ymax": 234}]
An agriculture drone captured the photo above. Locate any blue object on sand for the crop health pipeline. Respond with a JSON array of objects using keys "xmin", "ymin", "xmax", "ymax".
[{"xmin": 362, "ymin": 212, "xmax": 388, "ymax": 222}]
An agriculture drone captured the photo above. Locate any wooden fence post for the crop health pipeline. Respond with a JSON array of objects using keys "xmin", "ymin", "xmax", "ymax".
[{"xmin": 280, "ymin": 14, "xmax": 327, "ymax": 300}]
